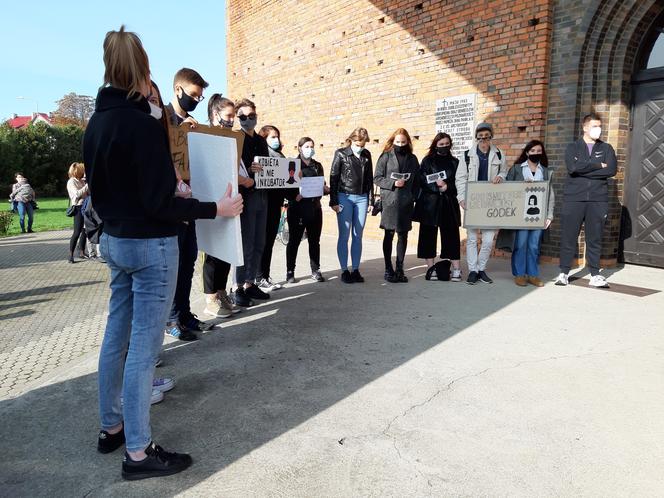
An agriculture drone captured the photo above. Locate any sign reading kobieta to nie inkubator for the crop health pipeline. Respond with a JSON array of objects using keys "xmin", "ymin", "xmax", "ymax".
[
  {"xmin": 254, "ymin": 156, "xmax": 301, "ymax": 189},
  {"xmin": 435, "ymin": 93, "xmax": 477, "ymax": 157},
  {"xmin": 463, "ymin": 181, "xmax": 551, "ymax": 229}
]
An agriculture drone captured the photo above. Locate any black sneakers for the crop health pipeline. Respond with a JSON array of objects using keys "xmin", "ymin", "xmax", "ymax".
[
  {"xmin": 467, "ymin": 271, "xmax": 479, "ymax": 285},
  {"xmin": 311, "ymin": 271, "xmax": 325, "ymax": 282},
  {"xmin": 478, "ymin": 271, "xmax": 493, "ymax": 284},
  {"xmin": 351, "ymin": 270, "xmax": 365, "ymax": 283},
  {"xmin": 395, "ymin": 269, "xmax": 408, "ymax": 283},
  {"xmin": 232, "ymin": 288, "xmax": 253, "ymax": 307},
  {"xmin": 181, "ymin": 315, "xmax": 214, "ymax": 332},
  {"xmin": 246, "ymin": 284, "xmax": 270, "ymax": 300},
  {"xmin": 97, "ymin": 428, "xmax": 125, "ymax": 454},
  {"xmin": 341, "ymin": 270, "xmax": 353, "ymax": 283},
  {"xmin": 286, "ymin": 271, "xmax": 298, "ymax": 283},
  {"xmin": 121, "ymin": 441, "xmax": 193, "ymax": 481},
  {"xmin": 384, "ymin": 268, "xmax": 396, "ymax": 282}
]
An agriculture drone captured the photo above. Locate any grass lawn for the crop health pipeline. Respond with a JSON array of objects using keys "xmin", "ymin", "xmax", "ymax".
[{"xmin": 3, "ymin": 198, "xmax": 72, "ymax": 237}]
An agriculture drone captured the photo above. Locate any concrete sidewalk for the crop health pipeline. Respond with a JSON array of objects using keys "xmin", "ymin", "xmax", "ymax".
[{"xmin": 0, "ymin": 228, "xmax": 663, "ymax": 497}]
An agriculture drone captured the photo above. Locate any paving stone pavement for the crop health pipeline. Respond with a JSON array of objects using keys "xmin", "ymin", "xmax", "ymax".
[{"xmin": 0, "ymin": 230, "xmax": 111, "ymax": 399}]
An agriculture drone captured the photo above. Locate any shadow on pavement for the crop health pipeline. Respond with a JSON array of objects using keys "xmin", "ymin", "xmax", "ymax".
[{"xmin": 0, "ymin": 253, "xmax": 550, "ymax": 496}]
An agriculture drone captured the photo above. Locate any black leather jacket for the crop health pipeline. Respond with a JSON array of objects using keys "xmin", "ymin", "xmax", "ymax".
[{"xmin": 329, "ymin": 146, "xmax": 374, "ymax": 207}]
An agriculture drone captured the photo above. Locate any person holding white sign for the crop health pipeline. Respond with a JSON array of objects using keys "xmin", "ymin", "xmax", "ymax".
[
  {"xmin": 456, "ymin": 122, "xmax": 507, "ymax": 285},
  {"xmin": 83, "ymin": 27, "xmax": 243, "ymax": 480},
  {"xmin": 373, "ymin": 128, "xmax": 420, "ymax": 283},
  {"xmin": 285, "ymin": 137, "xmax": 329, "ymax": 283},
  {"xmin": 413, "ymin": 133, "xmax": 462, "ymax": 281},
  {"xmin": 329, "ymin": 127, "xmax": 374, "ymax": 284},
  {"xmin": 499, "ymin": 140, "xmax": 555, "ymax": 288}
]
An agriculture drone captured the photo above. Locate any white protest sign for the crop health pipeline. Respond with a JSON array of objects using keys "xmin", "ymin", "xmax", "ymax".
[
  {"xmin": 390, "ymin": 172, "xmax": 411, "ymax": 181},
  {"xmin": 426, "ymin": 171, "xmax": 447, "ymax": 183},
  {"xmin": 299, "ymin": 176, "xmax": 325, "ymax": 198},
  {"xmin": 254, "ymin": 156, "xmax": 301, "ymax": 189},
  {"xmin": 188, "ymin": 132, "xmax": 243, "ymax": 266},
  {"xmin": 463, "ymin": 181, "xmax": 550, "ymax": 229},
  {"xmin": 435, "ymin": 94, "xmax": 477, "ymax": 157}
]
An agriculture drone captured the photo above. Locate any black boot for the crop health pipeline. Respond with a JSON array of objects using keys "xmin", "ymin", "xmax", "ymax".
[
  {"xmin": 395, "ymin": 264, "xmax": 408, "ymax": 283},
  {"xmin": 384, "ymin": 262, "xmax": 396, "ymax": 282}
]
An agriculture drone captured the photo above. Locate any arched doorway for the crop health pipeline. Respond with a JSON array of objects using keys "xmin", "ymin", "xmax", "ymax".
[{"xmin": 625, "ymin": 16, "xmax": 664, "ymax": 267}]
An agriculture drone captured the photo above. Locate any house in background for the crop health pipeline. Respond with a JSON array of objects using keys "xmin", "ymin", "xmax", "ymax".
[{"xmin": 6, "ymin": 113, "xmax": 52, "ymax": 129}]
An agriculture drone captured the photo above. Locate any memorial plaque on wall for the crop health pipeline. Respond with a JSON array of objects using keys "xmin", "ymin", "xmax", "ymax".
[
  {"xmin": 463, "ymin": 181, "xmax": 551, "ymax": 229},
  {"xmin": 435, "ymin": 93, "xmax": 477, "ymax": 157}
]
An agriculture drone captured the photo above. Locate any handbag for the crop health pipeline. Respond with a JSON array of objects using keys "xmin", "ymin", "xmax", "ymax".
[
  {"xmin": 370, "ymin": 185, "xmax": 382, "ymax": 216},
  {"xmin": 65, "ymin": 205, "xmax": 76, "ymax": 217}
]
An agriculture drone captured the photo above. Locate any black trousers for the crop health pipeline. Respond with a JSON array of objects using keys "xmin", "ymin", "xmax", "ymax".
[
  {"xmin": 259, "ymin": 193, "xmax": 284, "ymax": 280},
  {"xmin": 170, "ymin": 221, "xmax": 197, "ymax": 323},
  {"xmin": 417, "ymin": 222, "xmax": 461, "ymax": 260},
  {"xmin": 286, "ymin": 208, "xmax": 322, "ymax": 272},
  {"xmin": 559, "ymin": 200, "xmax": 608, "ymax": 276},
  {"xmin": 202, "ymin": 254, "xmax": 231, "ymax": 294},
  {"xmin": 383, "ymin": 229, "xmax": 408, "ymax": 269},
  {"xmin": 69, "ymin": 206, "xmax": 87, "ymax": 253}
]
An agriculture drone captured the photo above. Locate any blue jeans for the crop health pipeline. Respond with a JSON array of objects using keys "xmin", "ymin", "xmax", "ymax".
[
  {"xmin": 336, "ymin": 193, "xmax": 368, "ymax": 271},
  {"xmin": 511, "ymin": 229, "xmax": 543, "ymax": 277},
  {"xmin": 98, "ymin": 233, "xmax": 178, "ymax": 452},
  {"xmin": 169, "ymin": 221, "xmax": 197, "ymax": 323},
  {"xmin": 17, "ymin": 201, "xmax": 33, "ymax": 232}
]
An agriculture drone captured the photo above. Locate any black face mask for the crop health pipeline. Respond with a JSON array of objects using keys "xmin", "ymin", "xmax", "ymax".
[
  {"xmin": 177, "ymin": 89, "xmax": 199, "ymax": 113},
  {"xmin": 528, "ymin": 153, "xmax": 543, "ymax": 164},
  {"xmin": 436, "ymin": 146, "xmax": 451, "ymax": 156},
  {"xmin": 220, "ymin": 118, "xmax": 234, "ymax": 128},
  {"xmin": 394, "ymin": 145, "xmax": 408, "ymax": 154}
]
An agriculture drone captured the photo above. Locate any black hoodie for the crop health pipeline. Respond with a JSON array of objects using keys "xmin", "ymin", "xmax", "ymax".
[
  {"xmin": 563, "ymin": 138, "xmax": 617, "ymax": 202},
  {"xmin": 83, "ymin": 87, "xmax": 217, "ymax": 238}
]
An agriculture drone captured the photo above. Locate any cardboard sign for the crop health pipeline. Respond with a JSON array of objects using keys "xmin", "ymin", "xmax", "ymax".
[
  {"xmin": 188, "ymin": 132, "xmax": 243, "ymax": 266},
  {"xmin": 300, "ymin": 176, "xmax": 325, "ymax": 198},
  {"xmin": 426, "ymin": 171, "xmax": 447, "ymax": 183},
  {"xmin": 463, "ymin": 181, "xmax": 550, "ymax": 229},
  {"xmin": 168, "ymin": 123, "xmax": 244, "ymax": 180},
  {"xmin": 254, "ymin": 156, "xmax": 301, "ymax": 189}
]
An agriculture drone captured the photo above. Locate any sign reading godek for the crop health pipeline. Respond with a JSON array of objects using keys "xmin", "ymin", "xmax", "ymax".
[{"xmin": 463, "ymin": 181, "xmax": 551, "ymax": 229}]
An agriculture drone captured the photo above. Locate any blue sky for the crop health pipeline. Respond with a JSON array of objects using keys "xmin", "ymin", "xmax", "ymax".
[{"xmin": 1, "ymin": 0, "xmax": 227, "ymax": 123}]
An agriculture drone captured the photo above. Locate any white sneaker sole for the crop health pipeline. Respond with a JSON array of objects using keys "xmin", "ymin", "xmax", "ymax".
[
  {"xmin": 203, "ymin": 308, "xmax": 233, "ymax": 319},
  {"xmin": 153, "ymin": 380, "xmax": 175, "ymax": 393}
]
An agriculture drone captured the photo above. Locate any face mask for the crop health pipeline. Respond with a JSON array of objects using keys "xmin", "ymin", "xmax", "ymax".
[
  {"xmin": 302, "ymin": 147, "xmax": 315, "ymax": 159},
  {"xmin": 351, "ymin": 144, "xmax": 364, "ymax": 155},
  {"xmin": 393, "ymin": 145, "xmax": 408, "ymax": 154},
  {"xmin": 528, "ymin": 153, "xmax": 542, "ymax": 164},
  {"xmin": 589, "ymin": 126, "xmax": 602, "ymax": 140},
  {"xmin": 436, "ymin": 146, "xmax": 451, "ymax": 156},
  {"xmin": 148, "ymin": 102, "xmax": 163, "ymax": 120},
  {"xmin": 268, "ymin": 137, "xmax": 281, "ymax": 150},
  {"xmin": 239, "ymin": 116, "xmax": 257, "ymax": 131},
  {"xmin": 219, "ymin": 117, "xmax": 234, "ymax": 128},
  {"xmin": 177, "ymin": 88, "xmax": 199, "ymax": 113}
]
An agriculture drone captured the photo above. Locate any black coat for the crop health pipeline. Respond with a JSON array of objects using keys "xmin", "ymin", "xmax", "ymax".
[
  {"xmin": 412, "ymin": 154, "xmax": 461, "ymax": 228},
  {"xmin": 373, "ymin": 150, "xmax": 419, "ymax": 232}
]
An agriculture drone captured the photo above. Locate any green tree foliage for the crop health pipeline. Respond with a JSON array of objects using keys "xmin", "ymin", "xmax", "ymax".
[{"xmin": 0, "ymin": 122, "xmax": 84, "ymax": 197}]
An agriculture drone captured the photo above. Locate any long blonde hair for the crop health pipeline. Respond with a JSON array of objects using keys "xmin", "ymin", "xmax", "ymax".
[
  {"xmin": 344, "ymin": 127, "xmax": 370, "ymax": 147},
  {"xmin": 103, "ymin": 25, "xmax": 150, "ymax": 99}
]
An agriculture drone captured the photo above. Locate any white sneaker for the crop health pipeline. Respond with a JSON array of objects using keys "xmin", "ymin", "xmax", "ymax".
[
  {"xmin": 121, "ymin": 388, "xmax": 164, "ymax": 405},
  {"xmin": 451, "ymin": 269, "xmax": 462, "ymax": 282},
  {"xmin": 554, "ymin": 273, "xmax": 569, "ymax": 286},
  {"xmin": 204, "ymin": 298, "xmax": 232, "ymax": 318},
  {"xmin": 152, "ymin": 377, "xmax": 175, "ymax": 393},
  {"xmin": 588, "ymin": 275, "xmax": 609, "ymax": 288},
  {"xmin": 258, "ymin": 277, "xmax": 282, "ymax": 291}
]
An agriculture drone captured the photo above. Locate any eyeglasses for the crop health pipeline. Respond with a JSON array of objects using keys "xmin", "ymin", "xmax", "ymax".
[
  {"xmin": 238, "ymin": 113, "xmax": 257, "ymax": 121},
  {"xmin": 477, "ymin": 135, "xmax": 492, "ymax": 141},
  {"xmin": 180, "ymin": 88, "xmax": 205, "ymax": 102}
]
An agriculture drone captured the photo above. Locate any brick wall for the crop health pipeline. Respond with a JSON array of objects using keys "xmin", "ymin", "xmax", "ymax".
[{"xmin": 227, "ymin": 0, "xmax": 553, "ymax": 243}]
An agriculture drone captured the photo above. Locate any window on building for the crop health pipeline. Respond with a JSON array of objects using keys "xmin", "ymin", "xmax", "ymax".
[{"xmin": 647, "ymin": 31, "xmax": 664, "ymax": 69}]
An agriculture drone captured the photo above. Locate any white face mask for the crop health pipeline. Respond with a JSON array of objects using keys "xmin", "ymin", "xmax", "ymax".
[
  {"xmin": 268, "ymin": 137, "xmax": 281, "ymax": 150},
  {"xmin": 148, "ymin": 102, "xmax": 163, "ymax": 120},
  {"xmin": 589, "ymin": 126, "xmax": 602, "ymax": 140},
  {"xmin": 301, "ymin": 147, "xmax": 315, "ymax": 159},
  {"xmin": 351, "ymin": 144, "xmax": 364, "ymax": 156}
]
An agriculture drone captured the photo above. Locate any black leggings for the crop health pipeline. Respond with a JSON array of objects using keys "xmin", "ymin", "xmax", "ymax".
[
  {"xmin": 69, "ymin": 207, "xmax": 87, "ymax": 253},
  {"xmin": 286, "ymin": 208, "xmax": 322, "ymax": 272},
  {"xmin": 259, "ymin": 193, "xmax": 284, "ymax": 280},
  {"xmin": 202, "ymin": 254, "xmax": 231, "ymax": 294},
  {"xmin": 383, "ymin": 229, "xmax": 408, "ymax": 269}
]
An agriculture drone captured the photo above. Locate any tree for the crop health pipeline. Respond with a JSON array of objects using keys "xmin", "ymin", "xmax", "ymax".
[{"xmin": 52, "ymin": 93, "xmax": 95, "ymax": 127}]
